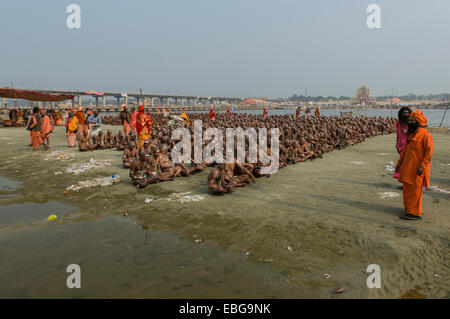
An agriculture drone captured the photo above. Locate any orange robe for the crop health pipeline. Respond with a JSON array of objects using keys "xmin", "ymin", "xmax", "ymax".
[
  {"xmin": 396, "ymin": 128, "xmax": 433, "ymax": 216},
  {"xmin": 40, "ymin": 115, "xmax": 51, "ymax": 140},
  {"xmin": 136, "ymin": 112, "xmax": 152, "ymax": 150},
  {"xmin": 315, "ymin": 107, "xmax": 320, "ymax": 116},
  {"xmin": 31, "ymin": 131, "xmax": 43, "ymax": 150},
  {"xmin": 30, "ymin": 115, "xmax": 43, "ymax": 150},
  {"xmin": 130, "ymin": 111, "xmax": 137, "ymax": 133},
  {"xmin": 76, "ymin": 111, "xmax": 85, "ymax": 130},
  {"xmin": 66, "ymin": 117, "xmax": 78, "ymax": 147},
  {"xmin": 123, "ymin": 121, "xmax": 130, "ymax": 135}
]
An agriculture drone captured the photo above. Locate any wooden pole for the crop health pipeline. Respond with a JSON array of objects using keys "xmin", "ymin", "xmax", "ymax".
[{"xmin": 439, "ymin": 104, "xmax": 449, "ymax": 128}]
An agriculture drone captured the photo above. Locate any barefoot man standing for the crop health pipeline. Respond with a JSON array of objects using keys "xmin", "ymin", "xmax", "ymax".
[
  {"xmin": 120, "ymin": 104, "xmax": 131, "ymax": 135},
  {"xmin": 136, "ymin": 105, "xmax": 152, "ymax": 151},
  {"xmin": 395, "ymin": 110, "xmax": 433, "ymax": 220},
  {"xmin": 28, "ymin": 107, "xmax": 48, "ymax": 150}
]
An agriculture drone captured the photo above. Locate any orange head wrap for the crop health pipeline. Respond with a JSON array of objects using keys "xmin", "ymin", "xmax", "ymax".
[
  {"xmin": 138, "ymin": 105, "xmax": 144, "ymax": 112},
  {"xmin": 410, "ymin": 109, "xmax": 427, "ymax": 127}
]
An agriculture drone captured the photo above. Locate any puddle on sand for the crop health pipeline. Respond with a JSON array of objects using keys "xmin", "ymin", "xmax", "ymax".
[
  {"xmin": 0, "ymin": 215, "xmax": 309, "ymax": 298},
  {"xmin": 0, "ymin": 176, "xmax": 22, "ymax": 192},
  {"xmin": 0, "ymin": 202, "xmax": 74, "ymax": 226}
]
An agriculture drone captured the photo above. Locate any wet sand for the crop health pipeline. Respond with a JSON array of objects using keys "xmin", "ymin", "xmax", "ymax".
[{"xmin": 0, "ymin": 125, "xmax": 449, "ymax": 298}]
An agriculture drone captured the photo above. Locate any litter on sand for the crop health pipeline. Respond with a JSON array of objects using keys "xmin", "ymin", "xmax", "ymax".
[
  {"xmin": 144, "ymin": 198, "xmax": 153, "ymax": 203},
  {"xmin": 46, "ymin": 214, "xmax": 57, "ymax": 221},
  {"xmin": 385, "ymin": 162, "xmax": 396, "ymax": 172},
  {"xmin": 54, "ymin": 171, "xmax": 62, "ymax": 175},
  {"xmin": 350, "ymin": 161, "xmax": 364, "ymax": 165},
  {"xmin": 45, "ymin": 150, "xmax": 75, "ymax": 161},
  {"xmin": 378, "ymin": 192, "xmax": 400, "ymax": 199},
  {"xmin": 66, "ymin": 175, "xmax": 120, "ymax": 192},
  {"xmin": 427, "ymin": 186, "xmax": 450, "ymax": 194},
  {"xmin": 166, "ymin": 192, "xmax": 205, "ymax": 203},
  {"xmin": 66, "ymin": 158, "xmax": 111, "ymax": 175}
]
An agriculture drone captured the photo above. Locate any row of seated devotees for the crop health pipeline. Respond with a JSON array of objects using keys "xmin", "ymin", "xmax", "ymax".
[
  {"xmin": 78, "ymin": 129, "xmax": 135, "ymax": 151},
  {"xmin": 113, "ymin": 113, "xmax": 396, "ymax": 194}
]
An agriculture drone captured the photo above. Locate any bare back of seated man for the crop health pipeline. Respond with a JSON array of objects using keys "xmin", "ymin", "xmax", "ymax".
[{"xmin": 208, "ymin": 164, "xmax": 233, "ymax": 195}]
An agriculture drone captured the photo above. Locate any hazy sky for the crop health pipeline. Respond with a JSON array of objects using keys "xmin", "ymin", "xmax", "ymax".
[{"xmin": 1, "ymin": 0, "xmax": 449, "ymax": 98}]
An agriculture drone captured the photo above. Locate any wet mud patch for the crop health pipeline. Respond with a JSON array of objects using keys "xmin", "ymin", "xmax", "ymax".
[
  {"xmin": 0, "ymin": 176, "xmax": 23, "ymax": 192},
  {"xmin": 0, "ymin": 215, "xmax": 307, "ymax": 298}
]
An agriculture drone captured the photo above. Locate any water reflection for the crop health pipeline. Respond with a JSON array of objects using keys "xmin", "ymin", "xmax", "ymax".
[{"xmin": 0, "ymin": 215, "xmax": 307, "ymax": 298}]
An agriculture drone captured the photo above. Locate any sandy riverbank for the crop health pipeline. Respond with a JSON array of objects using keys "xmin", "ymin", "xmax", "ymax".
[{"xmin": 0, "ymin": 125, "xmax": 448, "ymax": 298}]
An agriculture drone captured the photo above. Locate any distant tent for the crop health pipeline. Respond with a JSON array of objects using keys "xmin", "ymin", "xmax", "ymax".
[
  {"xmin": 0, "ymin": 88, "xmax": 74, "ymax": 102},
  {"xmin": 84, "ymin": 90, "xmax": 104, "ymax": 96},
  {"xmin": 240, "ymin": 98, "xmax": 257, "ymax": 105}
]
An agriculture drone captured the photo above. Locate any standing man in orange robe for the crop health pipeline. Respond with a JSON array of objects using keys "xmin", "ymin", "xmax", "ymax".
[
  {"xmin": 40, "ymin": 109, "xmax": 51, "ymax": 147},
  {"xmin": 130, "ymin": 107, "xmax": 138, "ymax": 134},
  {"xmin": 136, "ymin": 105, "xmax": 152, "ymax": 151},
  {"xmin": 75, "ymin": 107, "xmax": 85, "ymax": 139},
  {"xmin": 120, "ymin": 104, "xmax": 131, "ymax": 135},
  {"xmin": 395, "ymin": 110, "xmax": 433, "ymax": 220},
  {"xmin": 28, "ymin": 107, "xmax": 48, "ymax": 150}
]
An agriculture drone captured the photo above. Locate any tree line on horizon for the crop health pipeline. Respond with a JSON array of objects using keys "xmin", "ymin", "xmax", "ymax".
[{"xmin": 285, "ymin": 93, "xmax": 450, "ymax": 102}]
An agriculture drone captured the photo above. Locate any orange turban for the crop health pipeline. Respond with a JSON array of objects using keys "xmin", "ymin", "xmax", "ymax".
[
  {"xmin": 410, "ymin": 109, "xmax": 427, "ymax": 127},
  {"xmin": 138, "ymin": 105, "xmax": 144, "ymax": 112}
]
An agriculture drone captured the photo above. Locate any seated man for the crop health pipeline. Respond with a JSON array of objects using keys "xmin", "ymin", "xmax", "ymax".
[
  {"xmin": 207, "ymin": 164, "xmax": 233, "ymax": 195},
  {"xmin": 103, "ymin": 130, "xmax": 114, "ymax": 149},
  {"xmin": 93, "ymin": 131, "xmax": 105, "ymax": 149},
  {"xmin": 115, "ymin": 130, "xmax": 126, "ymax": 151},
  {"xmin": 78, "ymin": 129, "xmax": 96, "ymax": 151},
  {"xmin": 155, "ymin": 145, "xmax": 182, "ymax": 181},
  {"xmin": 123, "ymin": 142, "xmax": 137, "ymax": 168}
]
